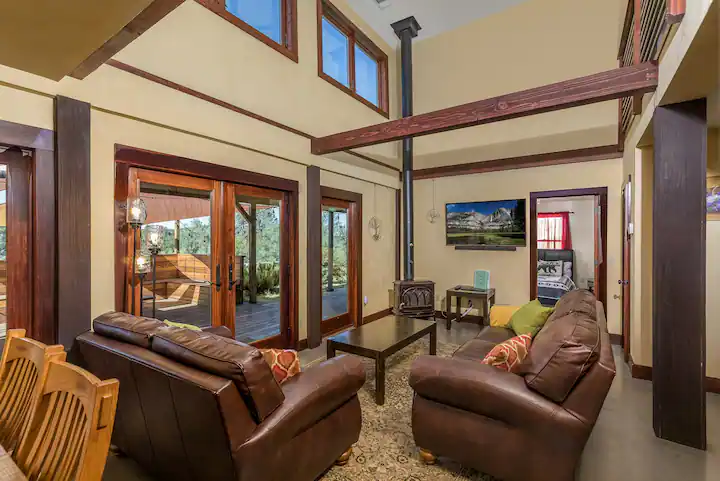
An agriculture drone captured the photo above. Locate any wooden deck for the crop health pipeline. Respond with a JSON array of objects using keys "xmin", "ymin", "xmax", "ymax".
[{"xmin": 142, "ymin": 287, "xmax": 348, "ymax": 344}]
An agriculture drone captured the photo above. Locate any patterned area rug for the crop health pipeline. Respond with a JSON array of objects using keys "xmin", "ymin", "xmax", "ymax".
[{"xmin": 318, "ymin": 339, "xmax": 496, "ymax": 481}]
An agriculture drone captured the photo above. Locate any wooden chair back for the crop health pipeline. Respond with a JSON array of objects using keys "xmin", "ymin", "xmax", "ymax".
[
  {"xmin": 0, "ymin": 329, "xmax": 65, "ymax": 452},
  {"xmin": 13, "ymin": 360, "xmax": 119, "ymax": 481}
]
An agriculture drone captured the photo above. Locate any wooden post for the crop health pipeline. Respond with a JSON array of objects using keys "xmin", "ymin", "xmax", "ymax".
[
  {"xmin": 56, "ymin": 96, "xmax": 91, "ymax": 349},
  {"xmin": 306, "ymin": 166, "xmax": 322, "ymax": 348},
  {"xmin": 174, "ymin": 220, "xmax": 180, "ymax": 253},
  {"xmin": 249, "ymin": 202, "xmax": 257, "ymax": 304},
  {"xmin": 653, "ymin": 99, "xmax": 707, "ymax": 450},
  {"xmin": 327, "ymin": 211, "xmax": 335, "ymax": 292},
  {"xmin": 632, "ymin": 0, "xmax": 643, "ymax": 114}
]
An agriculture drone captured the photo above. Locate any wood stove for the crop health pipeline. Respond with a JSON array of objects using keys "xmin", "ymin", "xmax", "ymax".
[{"xmin": 393, "ymin": 280, "xmax": 435, "ymax": 318}]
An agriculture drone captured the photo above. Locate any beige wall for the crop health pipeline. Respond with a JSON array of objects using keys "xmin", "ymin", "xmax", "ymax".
[
  {"xmin": 414, "ymin": 158, "xmax": 624, "ymax": 334},
  {"xmin": 411, "ymin": 0, "xmax": 626, "ymax": 168},
  {"xmin": 538, "ymin": 196, "xmax": 596, "ymax": 289},
  {"xmin": 0, "ymin": 0, "xmax": 402, "ymax": 342}
]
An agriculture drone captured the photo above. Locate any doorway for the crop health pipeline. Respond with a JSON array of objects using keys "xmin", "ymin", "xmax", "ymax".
[
  {"xmin": 116, "ymin": 148, "xmax": 299, "ymax": 349},
  {"xmin": 320, "ymin": 187, "xmax": 361, "ymax": 336},
  {"xmin": 529, "ymin": 187, "xmax": 608, "ymax": 309}
]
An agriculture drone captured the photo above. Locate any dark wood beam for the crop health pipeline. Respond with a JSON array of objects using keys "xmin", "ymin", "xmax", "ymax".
[
  {"xmin": 413, "ymin": 145, "xmax": 622, "ymax": 180},
  {"xmin": 70, "ymin": 0, "xmax": 184, "ymax": 79},
  {"xmin": 312, "ymin": 62, "xmax": 658, "ymax": 155},
  {"xmin": 653, "ymin": 99, "xmax": 707, "ymax": 450},
  {"xmin": 306, "ymin": 166, "xmax": 322, "ymax": 349},
  {"xmin": 55, "ymin": 96, "xmax": 91, "ymax": 349}
]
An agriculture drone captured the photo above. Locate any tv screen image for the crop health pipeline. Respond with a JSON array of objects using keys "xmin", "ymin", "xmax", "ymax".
[{"xmin": 446, "ymin": 199, "xmax": 527, "ymax": 247}]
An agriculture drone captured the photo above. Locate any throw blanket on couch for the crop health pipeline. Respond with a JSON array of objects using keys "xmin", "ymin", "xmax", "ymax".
[{"xmin": 538, "ymin": 275, "xmax": 576, "ymax": 307}]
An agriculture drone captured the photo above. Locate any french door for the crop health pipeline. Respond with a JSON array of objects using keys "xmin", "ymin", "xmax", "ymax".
[
  {"xmin": 0, "ymin": 148, "xmax": 31, "ymax": 340},
  {"xmin": 125, "ymin": 167, "xmax": 292, "ymax": 348}
]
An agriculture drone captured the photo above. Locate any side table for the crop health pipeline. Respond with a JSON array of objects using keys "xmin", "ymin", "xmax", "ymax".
[{"xmin": 445, "ymin": 287, "xmax": 496, "ymax": 330}]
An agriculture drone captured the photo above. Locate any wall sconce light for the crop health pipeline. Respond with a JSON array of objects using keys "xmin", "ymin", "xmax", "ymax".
[{"xmin": 127, "ymin": 197, "xmax": 147, "ymax": 228}]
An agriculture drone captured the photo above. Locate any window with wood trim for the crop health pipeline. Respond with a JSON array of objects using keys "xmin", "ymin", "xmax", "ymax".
[
  {"xmin": 197, "ymin": 0, "xmax": 298, "ymax": 62},
  {"xmin": 317, "ymin": 0, "xmax": 389, "ymax": 117},
  {"xmin": 537, "ymin": 213, "xmax": 572, "ymax": 250}
]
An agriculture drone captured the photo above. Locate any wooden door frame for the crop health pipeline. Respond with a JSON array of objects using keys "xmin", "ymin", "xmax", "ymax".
[
  {"xmin": 529, "ymin": 187, "xmax": 608, "ymax": 308},
  {"xmin": 114, "ymin": 145, "xmax": 300, "ymax": 348},
  {"xmin": 224, "ymin": 183, "xmax": 292, "ymax": 348},
  {"xmin": 0, "ymin": 119, "xmax": 56, "ymax": 344},
  {"xmin": 621, "ymin": 177, "xmax": 632, "ymax": 361},
  {"xmin": 320, "ymin": 186, "xmax": 362, "ymax": 335}
]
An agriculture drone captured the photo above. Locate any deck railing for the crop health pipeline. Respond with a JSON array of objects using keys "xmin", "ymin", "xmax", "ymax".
[{"xmin": 618, "ymin": 0, "xmax": 685, "ymax": 140}]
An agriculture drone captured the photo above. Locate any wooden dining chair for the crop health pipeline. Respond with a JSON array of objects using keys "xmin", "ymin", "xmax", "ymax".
[
  {"xmin": 13, "ymin": 360, "xmax": 119, "ymax": 481},
  {"xmin": 0, "ymin": 329, "xmax": 66, "ymax": 453}
]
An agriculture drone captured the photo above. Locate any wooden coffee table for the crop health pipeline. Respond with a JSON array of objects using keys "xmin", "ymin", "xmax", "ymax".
[{"xmin": 327, "ymin": 316, "xmax": 437, "ymax": 405}]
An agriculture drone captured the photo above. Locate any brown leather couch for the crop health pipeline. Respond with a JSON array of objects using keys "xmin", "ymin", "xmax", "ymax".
[
  {"xmin": 75, "ymin": 312, "xmax": 366, "ymax": 481},
  {"xmin": 410, "ymin": 290, "xmax": 615, "ymax": 481}
]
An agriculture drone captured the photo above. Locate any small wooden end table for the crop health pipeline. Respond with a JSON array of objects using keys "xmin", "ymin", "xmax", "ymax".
[
  {"xmin": 326, "ymin": 316, "xmax": 437, "ymax": 405},
  {"xmin": 446, "ymin": 287, "xmax": 496, "ymax": 330}
]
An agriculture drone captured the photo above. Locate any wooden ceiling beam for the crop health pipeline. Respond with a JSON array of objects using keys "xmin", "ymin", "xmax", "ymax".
[{"xmin": 311, "ymin": 62, "xmax": 658, "ymax": 155}]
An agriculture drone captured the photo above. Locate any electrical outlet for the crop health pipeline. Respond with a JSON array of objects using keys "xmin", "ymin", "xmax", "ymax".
[{"xmin": 364, "ymin": 296, "xmax": 369, "ymax": 305}]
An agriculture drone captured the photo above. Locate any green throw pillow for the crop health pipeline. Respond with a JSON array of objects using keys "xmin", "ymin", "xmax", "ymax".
[
  {"xmin": 508, "ymin": 300, "xmax": 553, "ymax": 337},
  {"xmin": 163, "ymin": 320, "xmax": 202, "ymax": 332}
]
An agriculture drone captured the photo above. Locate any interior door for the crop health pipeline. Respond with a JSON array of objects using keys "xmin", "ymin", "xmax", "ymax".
[
  {"xmin": 224, "ymin": 183, "xmax": 289, "ymax": 348},
  {"xmin": 593, "ymin": 194, "xmax": 604, "ymax": 306},
  {"xmin": 621, "ymin": 181, "xmax": 632, "ymax": 361},
  {"xmin": 127, "ymin": 168, "xmax": 223, "ymax": 329},
  {"xmin": 0, "ymin": 148, "xmax": 31, "ymax": 339}
]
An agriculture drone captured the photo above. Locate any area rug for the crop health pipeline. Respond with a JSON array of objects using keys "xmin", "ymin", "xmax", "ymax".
[{"xmin": 317, "ymin": 339, "xmax": 497, "ymax": 481}]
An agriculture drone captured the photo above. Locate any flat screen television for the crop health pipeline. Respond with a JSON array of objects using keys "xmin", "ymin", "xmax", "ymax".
[{"xmin": 446, "ymin": 199, "xmax": 527, "ymax": 247}]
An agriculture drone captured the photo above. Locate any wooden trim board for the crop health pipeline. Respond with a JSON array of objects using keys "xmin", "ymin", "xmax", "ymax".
[
  {"xmin": 106, "ymin": 60, "xmax": 400, "ymax": 173},
  {"xmin": 413, "ymin": 145, "xmax": 622, "ymax": 180}
]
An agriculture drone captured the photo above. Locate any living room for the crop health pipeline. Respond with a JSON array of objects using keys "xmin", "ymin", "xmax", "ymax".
[{"xmin": 0, "ymin": 0, "xmax": 717, "ymax": 480}]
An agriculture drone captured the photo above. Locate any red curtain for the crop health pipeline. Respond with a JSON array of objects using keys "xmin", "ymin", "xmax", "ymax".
[{"xmin": 537, "ymin": 212, "xmax": 572, "ymax": 249}]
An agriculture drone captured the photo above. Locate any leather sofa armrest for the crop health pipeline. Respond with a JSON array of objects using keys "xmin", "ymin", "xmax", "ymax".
[
  {"xmin": 245, "ymin": 355, "xmax": 365, "ymax": 445},
  {"xmin": 201, "ymin": 325, "xmax": 233, "ymax": 339},
  {"xmin": 410, "ymin": 355, "xmax": 577, "ymax": 429}
]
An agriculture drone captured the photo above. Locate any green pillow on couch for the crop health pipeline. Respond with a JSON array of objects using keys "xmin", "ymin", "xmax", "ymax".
[{"xmin": 508, "ymin": 300, "xmax": 553, "ymax": 337}]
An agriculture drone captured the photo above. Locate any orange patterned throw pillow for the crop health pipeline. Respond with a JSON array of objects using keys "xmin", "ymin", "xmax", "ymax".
[
  {"xmin": 260, "ymin": 348, "xmax": 301, "ymax": 385},
  {"xmin": 481, "ymin": 335, "xmax": 532, "ymax": 372}
]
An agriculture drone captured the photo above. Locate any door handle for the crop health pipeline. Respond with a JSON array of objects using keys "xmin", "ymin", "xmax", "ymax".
[
  {"xmin": 215, "ymin": 264, "xmax": 221, "ymax": 292},
  {"xmin": 617, "ymin": 280, "xmax": 629, "ymax": 285}
]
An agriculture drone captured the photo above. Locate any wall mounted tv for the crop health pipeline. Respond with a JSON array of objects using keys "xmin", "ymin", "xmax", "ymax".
[{"xmin": 446, "ymin": 199, "xmax": 527, "ymax": 247}]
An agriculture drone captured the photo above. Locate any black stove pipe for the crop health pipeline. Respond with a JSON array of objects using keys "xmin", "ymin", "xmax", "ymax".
[{"xmin": 391, "ymin": 17, "xmax": 421, "ymax": 281}]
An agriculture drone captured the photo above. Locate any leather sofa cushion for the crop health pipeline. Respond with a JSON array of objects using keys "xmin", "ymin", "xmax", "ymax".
[
  {"xmin": 93, "ymin": 311, "xmax": 169, "ymax": 348},
  {"xmin": 475, "ymin": 326, "xmax": 516, "ymax": 344},
  {"xmin": 547, "ymin": 289, "xmax": 597, "ymax": 323},
  {"xmin": 152, "ymin": 328, "xmax": 285, "ymax": 423},
  {"xmin": 453, "ymin": 339, "xmax": 496, "ymax": 361},
  {"xmin": 519, "ymin": 311, "xmax": 600, "ymax": 403}
]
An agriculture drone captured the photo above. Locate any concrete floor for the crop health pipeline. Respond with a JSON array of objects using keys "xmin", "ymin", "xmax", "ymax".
[{"xmin": 103, "ymin": 318, "xmax": 720, "ymax": 481}]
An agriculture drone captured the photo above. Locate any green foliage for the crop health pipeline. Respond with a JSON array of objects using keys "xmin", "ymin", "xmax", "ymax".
[{"xmin": 0, "ymin": 227, "xmax": 6, "ymax": 261}]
